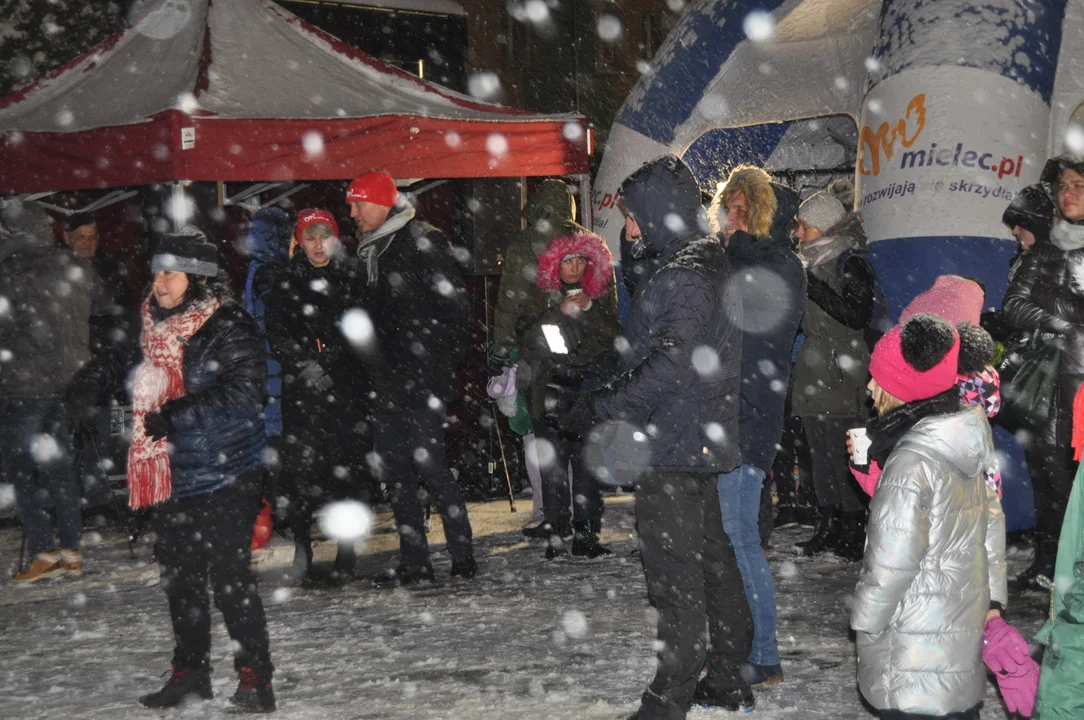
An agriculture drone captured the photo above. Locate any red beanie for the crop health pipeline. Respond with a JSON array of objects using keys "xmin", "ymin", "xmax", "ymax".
[
  {"xmin": 290, "ymin": 208, "xmax": 339, "ymax": 258},
  {"xmin": 869, "ymin": 314, "xmax": 961, "ymax": 403},
  {"xmin": 346, "ymin": 169, "xmax": 398, "ymax": 207}
]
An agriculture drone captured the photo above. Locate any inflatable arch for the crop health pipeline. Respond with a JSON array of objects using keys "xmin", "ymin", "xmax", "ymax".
[{"xmin": 593, "ymin": 0, "xmax": 1084, "ymax": 531}]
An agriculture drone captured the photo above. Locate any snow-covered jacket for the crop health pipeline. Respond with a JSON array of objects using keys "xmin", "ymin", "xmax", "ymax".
[
  {"xmin": 592, "ymin": 155, "xmax": 742, "ymax": 473},
  {"xmin": 852, "ymin": 404, "xmax": 1007, "ymax": 716}
]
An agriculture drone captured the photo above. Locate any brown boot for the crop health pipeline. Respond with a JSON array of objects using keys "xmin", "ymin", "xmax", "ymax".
[
  {"xmin": 60, "ymin": 549, "xmax": 83, "ymax": 576},
  {"xmin": 14, "ymin": 551, "xmax": 65, "ymax": 584}
]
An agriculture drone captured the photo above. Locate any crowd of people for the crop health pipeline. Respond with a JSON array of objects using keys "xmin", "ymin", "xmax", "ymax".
[{"xmin": 2, "ymin": 151, "xmax": 1084, "ymax": 717}]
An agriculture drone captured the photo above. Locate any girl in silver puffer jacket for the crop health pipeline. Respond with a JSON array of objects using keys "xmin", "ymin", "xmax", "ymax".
[{"xmin": 850, "ymin": 314, "xmax": 1007, "ymax": 720}]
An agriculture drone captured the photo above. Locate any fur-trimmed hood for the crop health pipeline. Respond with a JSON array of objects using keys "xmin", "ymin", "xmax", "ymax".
[{"xmin": 534, "ymin": 230, "xmax": 613, "ymax": 299}]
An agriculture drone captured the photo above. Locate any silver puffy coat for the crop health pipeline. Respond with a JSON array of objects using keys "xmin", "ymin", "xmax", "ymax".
[{"xmin": 851, "ymin": 404, "xmax": 1007, "ymax": 715}]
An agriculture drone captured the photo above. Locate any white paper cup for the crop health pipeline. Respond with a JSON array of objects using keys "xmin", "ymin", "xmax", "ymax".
[{"xmin": 849, "ymin": 427, "xmax": 871, "ymax": 466}]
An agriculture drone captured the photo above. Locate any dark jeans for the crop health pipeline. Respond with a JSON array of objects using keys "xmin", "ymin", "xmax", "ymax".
[
  {"xmin": 803, "ymin": 414, "xmax": 865, "ymax": 513},
  {"xmin": 0, "ymin": 398, "xmax": 81, "ymax": 555},
  {"xmin": 879, "ymin": 708, "xmax": 979, "ymax": 720},
  {"xmin": 373, "ymin": 409, "xmax": 473, "ymax": 568},
  {"xmin": 153, "ymin": 472, "xmax": 272, "ymax": 675},
  {"xmin": 534, "ymin": 424, "xmax": 603, "ymax": 535},
  {"xmin": 635, "ymin": 471, "xmax": 753, "ymax": 720}
]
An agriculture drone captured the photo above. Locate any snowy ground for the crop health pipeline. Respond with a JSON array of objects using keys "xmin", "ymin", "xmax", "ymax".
[{"xmin": 0, "ymin": 493, "xmax": 1047, "ymax": 720}]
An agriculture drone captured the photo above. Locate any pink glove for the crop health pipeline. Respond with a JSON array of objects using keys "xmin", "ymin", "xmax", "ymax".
[
  {"xmin": 850, "ymin": 459, "xmax": 882, "ymax": 497},
  {"xmin": 983, "ymin": 616, "xmax": 1039, "ymax": 717}
]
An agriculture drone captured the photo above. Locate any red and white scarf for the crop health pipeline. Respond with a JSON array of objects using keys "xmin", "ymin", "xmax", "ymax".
[{"xmin": 127, "ymin": 295, "xmax": 219, "ymax": 509}]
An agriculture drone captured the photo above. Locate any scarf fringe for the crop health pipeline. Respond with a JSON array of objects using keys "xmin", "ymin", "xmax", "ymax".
[{"xmin": 128, "ymin": 455, "xmax": 172, "ymax": 509}]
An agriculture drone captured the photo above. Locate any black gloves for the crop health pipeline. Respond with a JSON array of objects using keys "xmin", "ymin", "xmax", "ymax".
[
  {"xmin": 563, "ymin": 393, "xmax": 602, "ymax": 437},
  {"xmin": 144, "ymin": 410, "xmax": 173, "ymax": 441}
]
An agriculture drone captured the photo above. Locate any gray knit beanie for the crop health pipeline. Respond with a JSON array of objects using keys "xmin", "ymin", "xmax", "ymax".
[{"xmin": 798, "ymin": 190, "xmax": 847, "ymax": 233}]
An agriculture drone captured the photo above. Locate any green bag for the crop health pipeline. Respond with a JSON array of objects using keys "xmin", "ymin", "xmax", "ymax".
[
  {"xmin": 998, "ymin": 333, "xmax": 1061, "ymax": 432},
  {"xmin": 1035, "ymin": 464, "xmax": 1084, "ymax": 718}
]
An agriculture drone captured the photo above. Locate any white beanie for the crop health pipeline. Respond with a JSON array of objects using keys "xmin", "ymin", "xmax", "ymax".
[{"xmin": 798, "ymin": 191, "xmax": 847, "ymax": 233}]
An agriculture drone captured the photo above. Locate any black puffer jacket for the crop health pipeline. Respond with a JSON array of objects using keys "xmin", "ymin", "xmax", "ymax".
[
  {"xmin": 592, "ymin": 155, "xmax": 742, "ymax": 473},
  {"xmin": 726, "ymin": 183, "xmax": 807, "ymax": 471},
  {"xmin": 159, "ymin": 302, "xmax": 267, "ymax": 498},
  {"xmin": 357, "ymin": 208, "xmax": 471, "ymax": 413},
  {"xmin": 265, "ymin": 252, "xmax": 367, "ymax": 434}
]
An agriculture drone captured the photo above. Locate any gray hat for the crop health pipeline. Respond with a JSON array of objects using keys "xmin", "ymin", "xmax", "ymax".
[
  {"xmin": 151, "ymin": 227, "xmax": 219, "ymax": 277},
  {"xmin": 798, "ymin": 190, "xmax": 847, "ymax": 233}
]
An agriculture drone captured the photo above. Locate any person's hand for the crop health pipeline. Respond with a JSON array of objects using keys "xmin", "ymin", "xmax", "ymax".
[
  {"xmin": 143, "ymin": 411, "xmax": 172, "ymax": 442},
  {"xmin": 846, "ymin": 436, "xmax": 855, "ymax": 458},
  {"xmin": 561, "ymin": 293, "xmax": 590, "ymax": 315},
  {"xmin": 983, "ymin": 616, "xmax": 1039, "ymax": 717}
]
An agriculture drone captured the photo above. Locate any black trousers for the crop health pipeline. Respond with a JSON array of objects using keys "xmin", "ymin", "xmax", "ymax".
[
  {"xmin": 880, "ymin": 708, "xmax": 979, "ymax": 720},
  {"xmin": 635, "ymin": 471, "xmax": 753, "ymax": 720},
  {"xmin": 153, "ymin": 471, "xmax": 272, "ymax": 675},
  {"xmin": 1024, "ymin": 373, "xmax": 1081, "ymax": 540},
  {"xmin": 373, "ymin": 409, "xmax": 473, "ymax": 568},
  {"xmin": 771, "ymin": 411, "xmax": 814, "ymax": 509},
  {"xmin": 802, "ymin": 414, "xmax": 865, "ymax": 513},
  {"xmin": 534, "ymin": 423, "xmax": 603, "ymax": 536}
]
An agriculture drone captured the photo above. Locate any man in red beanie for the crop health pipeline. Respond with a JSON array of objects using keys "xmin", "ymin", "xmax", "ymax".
[{"xmin": 344, "ymin": 170, "xmax": 476, "ymax": 587}]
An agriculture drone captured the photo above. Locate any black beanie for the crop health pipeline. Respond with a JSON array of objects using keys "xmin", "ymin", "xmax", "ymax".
[
  {"xmin": 151, "ymin": 227, "xmax": 219, "ymax": 277},
  {"xmin": 1002, "ymin": 184, "xmax": 1054, "ymax": 240},
  {"xmin": 65, "ymin": 211, "xmax": 97, "ymax": 233}
]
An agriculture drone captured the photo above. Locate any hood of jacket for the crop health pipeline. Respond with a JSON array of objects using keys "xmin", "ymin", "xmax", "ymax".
[
  {"xmin": 246, "ymin": 208, "xmax": 292, "ymax": 265},
  {"xmin": 534, "ymin": 230, "xmax": 614, "ymax": 299},
  {"xmin": 895, "ymin": 404, "xmax": 990, "ymax": 480},
  {"xmin": 619, "ymin": 154, "xmax": 707, "ymax": 261},
  {"xmin": 525, "ymin": 179, "xmax": 576, "ymax": 228},
  {"xmin": 769, "ymin": 182, "xmax": 799, "ymax": 241},
  {"xmin": 0, "ymin": 200, "xmax": 53, "ymax": 263}
]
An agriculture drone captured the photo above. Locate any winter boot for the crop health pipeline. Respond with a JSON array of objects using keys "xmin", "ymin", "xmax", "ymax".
[
  {"xmin": 139, "ymin": 665, "xmax": 213, "ymax": 708},
  {"xmin": 692, "ymin": 679, "xmax": 755, "ymax": 711},
  {"xmin": 795, "ymin": 504, "xmax": 817, "ymax": 529},
  {"xmin": 13, "ymin": 551, "xmax": 65, "ymax": 584},
  {"xmin": 572, "ymin": 527, "xmax": 612, "ymax": 558},
  {"xmin": 285, "ymin": 539, "xmax": 313, "ymax": 586},
  {"xmin": 798, "ymin": 507, "xmax": 841, "ymax": 556},
  {"xmin": 774, "ymin": 505, "xmax": 803, "ymax": 529},
  {"xmin": 450, "ymin": 556, "xmax": 478, "ymax": 579},
  {"xmin": 372, "ymin": 563, "xmax": 435, "ymax": 589},
  {"xmin": 523, "ymin": 522, "xmax": 553, "ymax": 541},
  {"xmin": 329, "ymin": 541, "xmax": 356, "ymax": 583},
  {"xmin": 833, "ymin": 511, "xmax": 868, "ymax": 562},
  {"xmin": 1012, "ymin": 536, "xmax": 1058, "ymax": 592},
  {"xmin": 742, "ymin": 662, "xmax": 784, "ymax": 687},
  {"xmin": 546, "ymin": 533, "xmax": 573, "ymax": 560},
  {"xmin": 59, "ymin": 549, "xmax": 83, "ymax": 576},
  {"xmin": 229, "ymin": 667, "xmax": 276, "ymax": 713}
]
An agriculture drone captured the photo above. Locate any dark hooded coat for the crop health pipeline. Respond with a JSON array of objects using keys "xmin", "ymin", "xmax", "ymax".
[{"xmin": 591, "ymin": 155, "xmax": 742, "ymax": 473}]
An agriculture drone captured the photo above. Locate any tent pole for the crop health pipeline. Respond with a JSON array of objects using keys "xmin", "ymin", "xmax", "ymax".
[
  {"xmin": 576, "ymin": 173, "xmax": 592, "ymax": 229},
  {"xmin": 216, "ymin": 181, "xmax": 225, "ymax": 210}
]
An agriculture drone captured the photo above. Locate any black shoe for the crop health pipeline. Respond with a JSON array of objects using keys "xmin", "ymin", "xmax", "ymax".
[
  {"xmin": 450, "ymin": 557, "xmax": 478, "ymax": 579},
  {"xmin": 833, "ymin": 511, "xmax": 867, "ymax": 563},
  {"xmin": 571, "ymin": 531, "xmax": 612, "ymax": 558},
  {"xmin": 372, "ymin": 564, "xmax": 435, "ymax": 589},
  {"xmin": 742, "ymin": 662, "xmax": 783, "ymax": 687},
  {"xmin": 798, "ymin": 507, "xmax": 841, "ymax": 557},
  {"xmin": 545, "ymin": 534, "xmax": 572, "ymax": 560},
  {"xmin": 692, "ymin": 679, "xmax": 755, "ymax": 711},
  {"xmin": 523, "ymin": 522, "xmax": 553, "ymax": 541},
  {"xmin": 228, "ymin": 667, "xmax": 276, "ymax": 713},
  {"xmin": 774, "ymin": 505, "xmax": 802, "ymax": 529},
  {"xmin": 330, "ymin": 542, "xmax": 356, "ymax": 581},
  {"xmin": 1012, "ymin": 538, "xmax": 1057, "ymax": 592},
  {"xmin": 139, "ymin": 665, "xmax": 213, "ymax": 708}
]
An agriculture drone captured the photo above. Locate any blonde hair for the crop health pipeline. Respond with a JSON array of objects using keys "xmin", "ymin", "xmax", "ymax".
[
  {"xmin": 709, "ymin": 164, "xmax": 777, "ymax": 239},
  {"xmin": 870, "ymin": 378, "xmax": 904, "ymax": 416}
]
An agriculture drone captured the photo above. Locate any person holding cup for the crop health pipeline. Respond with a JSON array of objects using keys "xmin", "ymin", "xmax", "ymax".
[{"xmin": 850, "ymin": 313, "xmax": 1009, "ymax": 720}]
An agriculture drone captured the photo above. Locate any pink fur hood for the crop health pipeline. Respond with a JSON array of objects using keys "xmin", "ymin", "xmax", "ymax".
[{"xmin": 534, "ymin": 231, "xmax": 613, "ymax": 299}]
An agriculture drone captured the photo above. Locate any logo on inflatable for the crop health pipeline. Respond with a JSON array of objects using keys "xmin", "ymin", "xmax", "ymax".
[{"xmin": 860, "ymin": 93, "xmax": 1023, "ymax": 181}]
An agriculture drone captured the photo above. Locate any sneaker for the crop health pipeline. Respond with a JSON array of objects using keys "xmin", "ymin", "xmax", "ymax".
[
  {"xmin": 450, "ymin": 557, "xmax": 478, "ymax": 579},
  {"xmin": 692, "ymin": 680, "xmax": 755, "ymax": 711},
  {"xmin": 139, "ymin": 666, "xmax": 213, "ymax": 708},
  {"xmin": 229, "ymin": 667, "xmax": 276, "ymax": 713},
  {"xmin": 742, "ymin": 662, "xmax": 783, "ymax": 687},
  {"xmin": 60, "ymin": 549, "xmax": 83, "ymax": 576},
  {"xmin": 13, "ymin": 551, "xmax": 65, "ymax": 584},
  {"xmin": 372, "ymin": 564, "xmax": 435, "ymax": 589}
]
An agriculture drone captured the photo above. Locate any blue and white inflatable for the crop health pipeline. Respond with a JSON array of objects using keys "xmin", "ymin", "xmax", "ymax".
[{"xmin": 593, "ymin": 0, "xmax": 1084, "ymax": 531}]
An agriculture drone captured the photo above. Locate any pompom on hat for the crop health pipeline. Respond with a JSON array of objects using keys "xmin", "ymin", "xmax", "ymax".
[{"xmin": 869, "ymin": 313, "xmax": 961, "ymax": 403}]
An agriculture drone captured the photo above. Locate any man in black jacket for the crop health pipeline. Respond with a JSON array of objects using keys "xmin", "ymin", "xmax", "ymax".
[
  {"xmin": 572, "ymin": 155, "xmax": 753, "ymax": 718},
  {"xmin": 711, "ymin": 166, "xmax": 807, "ymax": 686},
  {"xmin": 346, "ymin": 170, "xmax": 476, "ymax": 586}
]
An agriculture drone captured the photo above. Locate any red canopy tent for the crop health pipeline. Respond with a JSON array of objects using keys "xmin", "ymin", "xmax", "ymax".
[{"xmin": 0, "ymin": 0, "xmax": 589, "ymax": 195}]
